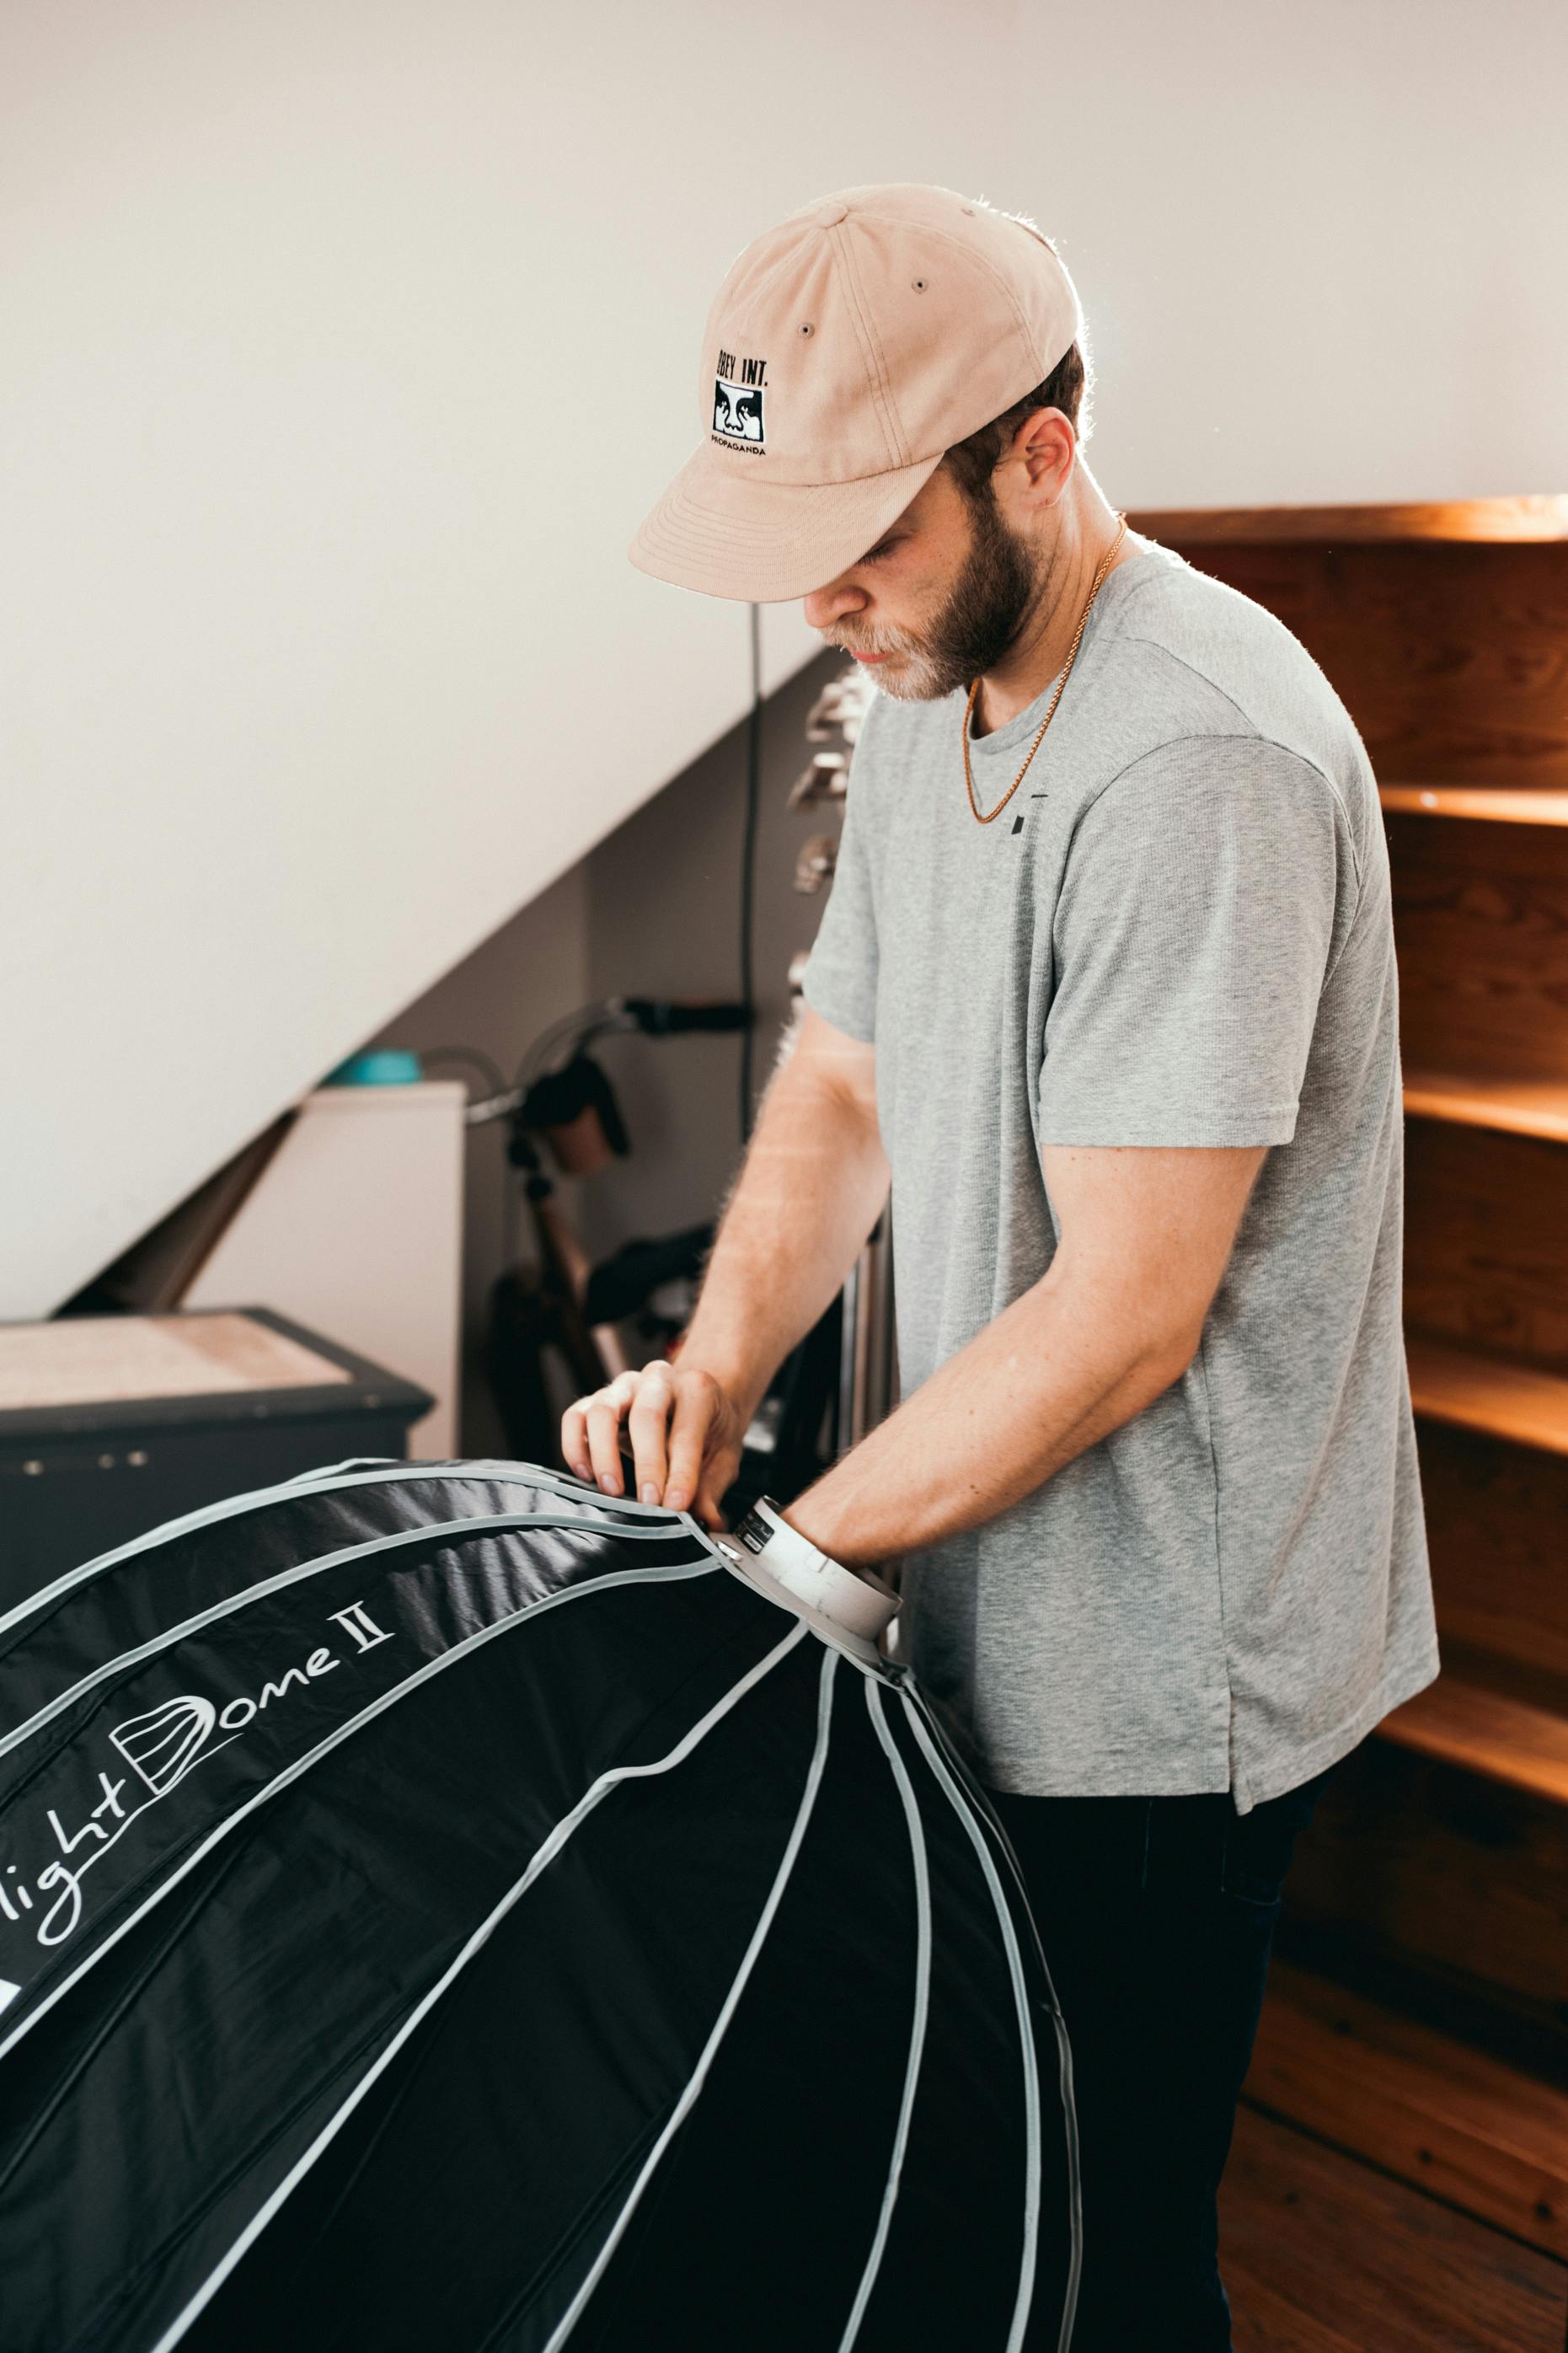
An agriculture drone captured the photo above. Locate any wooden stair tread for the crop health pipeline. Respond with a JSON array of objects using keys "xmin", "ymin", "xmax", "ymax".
[
  {"xmin": 1404, "ymin": 1068, "xmax": 1568, "ymax": 1144},
  {"xmin": 1380, "ymin": 784, "xmax": 1568, "ymax": 824},
  {"xmin": 1221, "ymin": 2104, "xmax": 1568, "ymax": 2350},
  {"xmin": 1244, "ymin": 1957, "xmax": 1568, "ymax": 2258},
  {"xmin": 1126, "ymin": 496, "xmax": 1568, "ymax": 544},
  {"xmin": 1405, "ymin": 1329, "xmax": 1568, "ymax": 1457},
  {"xmin": 1377, "ymin": 1643, "xmax": 1568, "ymax": 1805}
]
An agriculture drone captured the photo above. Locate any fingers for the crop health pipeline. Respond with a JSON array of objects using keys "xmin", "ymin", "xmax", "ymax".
[
  {"xmin": 625, "ymin": 1360, "xmax": 676, "ymax": 1502},
  {"xmin": 560, "ymin": 1361, "xmax": 704, "ymax": 1505},
  {"xmin": 560, "ymin": 1369, "xmax": 640, "ymax": 1495},
  {"xmin": 663, "ymin": 1369, "xmax": 719, "ymax": 1513},
  {"xmin": 692, "ymin": 1434, "xmax": 741, "ymax": 1531},
  {"xmin": 560, "ymin": 1364, "xmax": 738, "ymax": 1520},
  {"xmin": 692, "ymin": 1480, "xmax": 729, "ymax": 1533},
  {"xmin": 560, "ymin": 1397, "xmax": 594, "ymax": 1482}
]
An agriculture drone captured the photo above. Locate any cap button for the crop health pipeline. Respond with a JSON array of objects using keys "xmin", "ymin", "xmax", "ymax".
[{"xmin": 815, "ymin": 199, "xmax": 849, "ymax": 227}]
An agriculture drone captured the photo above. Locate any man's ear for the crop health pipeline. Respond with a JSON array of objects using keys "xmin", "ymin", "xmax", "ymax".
[{"xmin": 1029, "ymin": 409, "xmax": 1078, "ymax": 490}]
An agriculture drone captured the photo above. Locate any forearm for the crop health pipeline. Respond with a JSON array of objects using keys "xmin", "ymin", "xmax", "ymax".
[
  {"xmin": 677, "ymin": 1055, "xmax": 891, "ymax": 1427},
  {"xmin": 784, "ymin": 1263, "xmax": 1190, "ymax": 1572}
]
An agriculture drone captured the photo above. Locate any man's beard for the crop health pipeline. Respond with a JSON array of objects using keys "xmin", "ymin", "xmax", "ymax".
[{"xmin": 855, "ymin": 487, "xmax": 1046, "ymax": 705}]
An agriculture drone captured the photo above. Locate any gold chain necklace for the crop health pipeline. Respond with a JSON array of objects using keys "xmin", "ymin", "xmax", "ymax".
[{"xmin": 962, "ymin": 513, "xmax": 1128, "ymax": 824}]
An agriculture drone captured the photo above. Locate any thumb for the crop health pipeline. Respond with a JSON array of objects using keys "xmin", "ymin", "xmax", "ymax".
[{"xmin": 692, "ymin": 1479, "xmax": 729, "ymax": 1534}]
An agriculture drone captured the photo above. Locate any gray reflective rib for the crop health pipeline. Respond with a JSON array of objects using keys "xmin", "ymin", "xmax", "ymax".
[
  {"xmin": 0, "ymin": 1461, "xmax": 702, "ymax": 1640},
  {"xmin": 144, "ymin": 1614, "xmax": 810, "ymax": 2353},
  {"xmin": 0, "ymin": 1558, "xmax": 723, "ymax": 2069},
  {"xmin": 274, "ymin": 1455, "xmax": 398, "ymax": 1484},
  {"xmin": 905, "ymin": 1688, "xmax": 1084, "ymax": 2351},
  {"xmin": 545, "ymin": 1642, "xmax": 840, "ymax": 2352},
  {"xmin": 836, "ymin": 1678, "xmax": 934, "ymax": 2352},
  {"xmin": 903, "ymin": 1694, "xmax": 1045, "ymax": 2353},
  {"xmin": 0, "ymin": 1513, "xmax": 709, "ymax": 1762},
  {"xmin": 276, "ymin": 1458, "xmax": 665, "ymax": 1525},
  {"xmin": 279, "ymin": 1457, "xmax": 643, "ymax": 1505}
]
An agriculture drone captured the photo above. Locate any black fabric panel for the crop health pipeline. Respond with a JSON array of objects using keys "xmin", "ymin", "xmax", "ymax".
[
  {"xmin": 520, "ymin": 1673, "xmax": 1075, "ymax": 2353},
  {"xmin": 0, "ymin": 1466, "xmax": 1078, "ymax": 2353},
  {"xmin": 0, "ymin": 1572, "xmax": 797, "ymax": 2353},
  {"xmin": 557, "ymin": 1654, "xmax": 918, "ymax": 2352},
  {"xmin": 0, "ymin": 1465, "xmax": 682, "ymax": 1713},
  {"xmin": 855, "ymin": 1689, "xmax": 1075, "ymax": 2352},
  {"xmin": 180, "ymin": 1636, "xmax": 835, "ymax": 2353},
  {"xmin": 0, "ymin": 1521, "xmax": 713, "ymax": 2026}
]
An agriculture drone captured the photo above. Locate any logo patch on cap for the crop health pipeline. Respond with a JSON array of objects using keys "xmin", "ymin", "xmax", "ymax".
[{"xmin": 713, "ymin": 350, "xmax": 768, "ymax": 453}]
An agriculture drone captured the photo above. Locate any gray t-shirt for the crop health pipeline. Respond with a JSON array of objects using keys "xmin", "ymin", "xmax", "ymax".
[{"xmin": 799, "ymin": 539, "xmax": 1440, "ymax": 1814}]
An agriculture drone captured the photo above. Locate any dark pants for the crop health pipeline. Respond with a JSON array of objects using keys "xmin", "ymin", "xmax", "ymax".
[{"xmin": 988, "ymin": 1756, "xmax": 1342, "ymax": 2351}]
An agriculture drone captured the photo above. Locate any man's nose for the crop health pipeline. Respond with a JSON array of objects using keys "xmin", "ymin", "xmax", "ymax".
[{"xmin": 801, "ymin": 580, "xmax": 866, "ymax": 633}]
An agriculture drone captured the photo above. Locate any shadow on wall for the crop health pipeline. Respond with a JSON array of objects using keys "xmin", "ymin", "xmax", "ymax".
[{"xmin": 361, "ymin": 643, "xmax": 855, "ymax": 1454}]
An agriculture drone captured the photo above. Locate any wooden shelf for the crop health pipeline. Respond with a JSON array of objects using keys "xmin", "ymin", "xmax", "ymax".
[
  {"xmin": 1125, "ymin": 495, "xmax": 1568, "ymax": 545},
  {"xmin": 1244, "ymin": 1959, "xmax": 1568, "ymax": 2259},
  {"xmin": 1405, "ymin": 1330, "xmax": 1568, "ymax": 1457},
  {"xmin": 1142, "ymin": 500, "xmax": 1568, "ymax": 2106},
  {"xmin": 1404, "ymin": 1069, "xmax": 1568, "ymax": 1144},
  {"xmin": 1380, "ymin": 785, "xmax": 1568, "ymax": 825},
  {"xmin": 1377, "ymin": 1643, "xmax": 1568, "ymax": 1807}
]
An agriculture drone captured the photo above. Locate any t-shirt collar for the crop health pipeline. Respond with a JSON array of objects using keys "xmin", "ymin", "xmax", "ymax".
[{"xmin": 961, "ymin": 545, "xmax": 1169, "ymax": 758}]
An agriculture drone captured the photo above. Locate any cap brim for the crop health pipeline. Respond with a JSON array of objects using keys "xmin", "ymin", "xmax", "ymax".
[{"xmin": 627, "ymin": 442, "xmax": 946, "ymax": 603}]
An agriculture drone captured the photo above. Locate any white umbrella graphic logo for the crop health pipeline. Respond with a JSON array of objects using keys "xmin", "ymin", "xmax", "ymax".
[{"xmin": 109, "ymin": 1697, "xmax": 217, "ymax": 1795}]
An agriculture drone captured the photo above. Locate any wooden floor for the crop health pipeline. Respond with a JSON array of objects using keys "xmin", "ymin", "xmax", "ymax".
[
  {"xmin": 1221, "ymin": 2105, "xmax": 1567, "ymax": 2350},
  {"xmin": 1217, "ymin": 1960, "xmax": 1568, "ymax": 2351}
]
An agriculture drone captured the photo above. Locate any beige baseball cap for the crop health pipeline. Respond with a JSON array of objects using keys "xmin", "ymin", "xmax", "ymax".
[{"xmin": 628, "ymin": 181, "xmax": 1085, "ymax": 606}]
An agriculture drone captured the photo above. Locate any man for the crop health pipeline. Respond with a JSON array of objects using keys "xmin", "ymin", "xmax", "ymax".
[{"xmin": 565, "ymin": 183, "xmax": 1441, "ymax": 2348}]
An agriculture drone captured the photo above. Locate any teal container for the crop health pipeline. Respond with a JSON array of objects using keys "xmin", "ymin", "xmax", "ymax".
[{"xmin": 323, "ymin": 1048, "xmax": 425, "ymax": 1086}]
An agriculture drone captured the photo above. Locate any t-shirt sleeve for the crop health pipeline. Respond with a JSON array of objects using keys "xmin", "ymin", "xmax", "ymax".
[
  {"xmin": 1038, "ymin": 737, "xmax": 1357, "ymax": 1147},
  {"xmin": 798, "ymin": 705, "xmax": 880, "ymax": 1045}
]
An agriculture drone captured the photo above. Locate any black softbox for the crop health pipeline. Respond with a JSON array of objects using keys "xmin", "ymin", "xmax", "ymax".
[{"xmin": 0, "ymin": 1457, "xmax": 1082, "ymax": 2350}]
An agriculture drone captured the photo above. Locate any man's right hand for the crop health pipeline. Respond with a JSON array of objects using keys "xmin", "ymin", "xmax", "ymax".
[{"xmin": 560, "ymin": 1359, "xmax": 749, "ymax": 1531}]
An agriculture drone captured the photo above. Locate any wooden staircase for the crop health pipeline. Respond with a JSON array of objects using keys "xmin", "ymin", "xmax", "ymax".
[
  {"xmin": 1131, "ymin": 496, "xmax": 1568, "ymax": 2348},
  {"xmin": 1243, "ymin": 1959, "xmax": 1568, "ymax": 2262}
]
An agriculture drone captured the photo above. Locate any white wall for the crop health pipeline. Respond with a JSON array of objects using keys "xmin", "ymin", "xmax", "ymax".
[
  {"xmin": 1032, "ymin": 0, "xmax": 1568, "ymax": 508},
  {"xmin": 1, "ymin": 0, "xmax": 1027, "ymax": 1317},
  {"xmin": 6, "ymin": 0, "xmax": 1565, "ymax": 1321}
]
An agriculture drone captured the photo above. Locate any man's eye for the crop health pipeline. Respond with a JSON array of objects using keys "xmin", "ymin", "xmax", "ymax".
[{"xmin": 865, "ymin": 540, "xmax": 897, "ymax": 563}]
